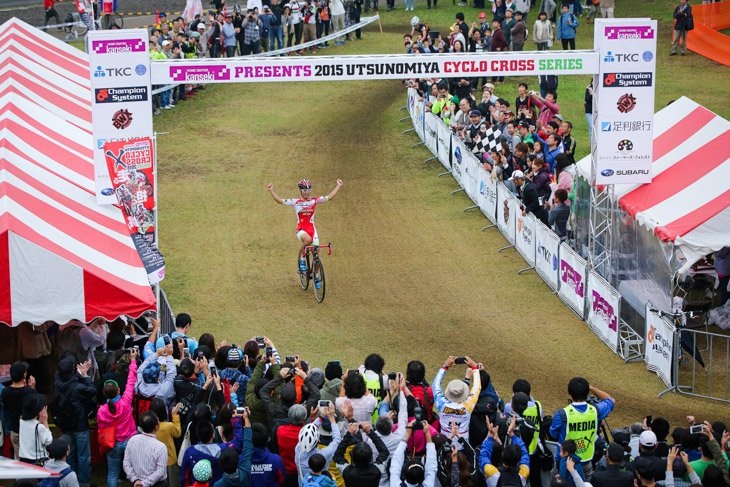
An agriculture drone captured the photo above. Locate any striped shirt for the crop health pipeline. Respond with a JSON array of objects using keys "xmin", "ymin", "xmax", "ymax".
[{"xmin": 123, "ymin": 433, "xmax": 168, "ymax": 487}]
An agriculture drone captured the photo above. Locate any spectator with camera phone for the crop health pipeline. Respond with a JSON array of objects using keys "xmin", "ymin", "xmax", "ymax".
[{"xmin": 433, "ymin": 356, "xmax": 481, "ymax": 448}]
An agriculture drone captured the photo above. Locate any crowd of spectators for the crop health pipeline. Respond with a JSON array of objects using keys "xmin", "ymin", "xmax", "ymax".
[
  {"xmin": 406, "ymin": 69, "xmax": 577, "ymax": 240},
  {"xmin": 1, "ymin": 313, "xmax": 729, "ymax": 487}
]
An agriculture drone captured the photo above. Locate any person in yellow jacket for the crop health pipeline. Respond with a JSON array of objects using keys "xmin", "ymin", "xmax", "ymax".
[{"xmin": 150, "ymin": 399, "xmax": 183, "ymax": 487}]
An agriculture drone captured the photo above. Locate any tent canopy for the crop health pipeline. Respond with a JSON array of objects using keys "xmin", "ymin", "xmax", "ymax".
[
  {"xmin": 577, "ymin": 96, "xmax": 730, "ymax": 270},
  {"xmin": 0, "ymin": 18, "xmax": 156, "ymax": 326}
]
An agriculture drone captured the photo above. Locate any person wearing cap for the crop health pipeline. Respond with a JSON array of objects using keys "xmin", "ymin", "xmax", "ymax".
[
  {"xmin": 136, "ymin": 343, "xmax": 177, "ymax": 408},
  {"xmin": 591, "ymin": 442, "xmax": 636, "ymax": 487},
  {"xmin": 180, "ymin": 411, "xmax": 246, "ymax": 487},
  {"xmin": 2, "ymin": 361, "xmax": 35, "ymax": 460},
  {"xmin": 432, "ymin": 356, "xmax": 480, "ymax": 448},
  {"xmin": 221, "ymin": 13, "xmax": 238, "ymax": 57},
  {"xmin": 195, "ymin": 22, "xmax": 210, "ymax": 57},
  {"xmin": 549, "ymin": 377, "xmax": 615, "ymax": 481},
  {"xmin": 18, "ymin": 393, "xmax": 52, "ymax": 464},
  {"xmin": 517, "ymin": 121, "xmax": 534, "ymax": 145},
  {"xmin": 633, "ymin": 446, "xmax": 683, "ymax": 487},
  {"xmin": 54, "ymin": 354, "xmax": 96, "ymax": 486},
  {"xmin": 259, "ymin": 6, "xmax": 276, "ymax": 51},
  {"xmin": 219, "ymin": 347, "xmax": 252, "ymax": 407},
  {"xmin": 44, "ymin": 437, "xmax": 79, "ymax": 487}
]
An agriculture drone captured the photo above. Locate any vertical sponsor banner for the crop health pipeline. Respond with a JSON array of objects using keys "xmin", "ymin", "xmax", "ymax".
[
  {"xmin": 407, "ymin": 88, "xmax": 416, "ymax": 117},
  {"xmin": 586, "ymin": 270, "xmax": 621, "ymax": 353},
  {"xmin": 414, "ymin": 99, "xmax": 425, "ymax": 141},
  {"xmin": 535, "ymin": 220, "xmax": 560, "ymax": 290},
  {"xmin": 477, "ymin": 168, "xmax": 497, "ymax": 224},
  {"xmin": 103, "ymin": 138, "xmax": 165, "ymax": 284},
  {"xmin": 515, "ymin": 212, "xmax": 536, "ymax": 266},
  {"xmin": 450, "ymin": 134, "xmax": 465, "ymax": 187},
  {"xmin": 558, "ymin": 242, "xmax": 588, "ymax": 319},
  {"xmin": 496, "ymin": 182, "xmax": 516, "ymax": 245},
  {"xmin": 88, "ymin": 30, "xmax": 153, "ymax": 204},
  {"xmin": 437, "ymin": 121, "xmax": 451, "ymax": 170},
  {"xmin": 462, "ymin": 151, "xmax": 480, "ymax": 202},
  {"xmin": 593, "ymin": 19, "xmax": 657, "ymax": 184},
  {"xmin": 424, "ymin": 112, "xmax": 439, "ymax": 155},
  {"xmin": 645, "ymin": 304, "xmax": 675, "ymax": 388}
]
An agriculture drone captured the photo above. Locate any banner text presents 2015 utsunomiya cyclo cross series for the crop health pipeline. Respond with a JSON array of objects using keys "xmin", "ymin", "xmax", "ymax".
[{"xmin": 149, "ymin": 51, "xmax": 599, "ymax": 84}]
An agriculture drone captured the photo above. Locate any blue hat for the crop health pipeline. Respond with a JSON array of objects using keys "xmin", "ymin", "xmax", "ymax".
[
  {"xmin": 227, "ymin": 348, "xmax": 242, "ymax": 368},
  {"xmin": 143, "ymin": 361, "xmax": 161, "ymax": 384},
  {"xmin": 470, "ymin": 109, "xmax": 482, "ymax": 117}
]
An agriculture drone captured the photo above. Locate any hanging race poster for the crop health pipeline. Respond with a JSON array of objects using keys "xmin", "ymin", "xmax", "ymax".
[
  {"xmin": 515, "ymin": 212, "xmax": 536, "ymax": 266},
  {"xmin": 645, "ymin": 304, "xmax": 675, "ymax": 388},
  {"xmin": 558, "ymin": 242, "xmax": 587, "ymax": 318},
  {"xmin": 496, "ymin": 182, "xmax": 516, "ymax": 245},
  {"xmin": 437, "ymin": 121, "xmax": 451, "ymax": 170},
  {"xmin": 104, "ymin": 137, "xmax": 165, "ymax": 284},
  {"xmin": 451, "ymin": 134, "xmax": 466, "ymax": 188},
  {"xmin": 587, "ymin": 269, "xmax": 621, "ymax": 352},
  {"xmin": 476, "ymin": 168, "xmax": 497, "ymax": 224},
  {"xmin": 424, "ymin": 112, "xmax": 439, "ymax": 155}
]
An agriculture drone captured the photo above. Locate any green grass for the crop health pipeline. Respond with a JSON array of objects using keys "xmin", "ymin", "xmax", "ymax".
[{"xmin": 153, "ymin": 0, "xmax": 730, "ymax": 430}]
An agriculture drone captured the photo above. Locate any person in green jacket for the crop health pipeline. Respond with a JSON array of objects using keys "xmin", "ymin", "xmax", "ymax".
[{"xmin": 245, "ymin": 354, "xmax": 282, "ymax": 432}]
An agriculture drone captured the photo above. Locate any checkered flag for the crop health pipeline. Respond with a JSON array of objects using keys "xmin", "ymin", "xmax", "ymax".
[{"xmin": 472, "ymin": 127, "xmax": 502, "ymax": 154}]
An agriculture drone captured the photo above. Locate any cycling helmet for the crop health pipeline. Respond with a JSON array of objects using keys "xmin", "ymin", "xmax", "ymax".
[
  {"xmin": 411, "ymin": 16, "xmax": 420, "ymax": 27},
  {"xmin": 298, "ymin": 423, "xmax": 320, "ymax": 452},
  {"xmin": 298, "ymin": 179, "xmax": 312, "ymax": 190}
]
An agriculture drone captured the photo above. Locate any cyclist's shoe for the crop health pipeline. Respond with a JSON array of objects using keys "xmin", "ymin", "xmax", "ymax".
[
  {"xmin": 314, "ymin": 278, "xmax": 322, "ymax": 289},
  {"xmin": 299, "ymin": 259, "xmax": 307, "ymax": 272}
]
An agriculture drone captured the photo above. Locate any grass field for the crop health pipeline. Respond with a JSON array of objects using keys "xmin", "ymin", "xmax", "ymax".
[{"xmin": 154, "ymin": 0, "xmax": 730, "ymax": 430}]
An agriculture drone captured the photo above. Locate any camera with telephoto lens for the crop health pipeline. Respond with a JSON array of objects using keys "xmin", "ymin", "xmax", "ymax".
[
  {"xmin": 388, "ymin": 372, "xmax": 398, "ymax": 380},
  {"xmin": 412, "ymin": 405, "xmax": 423, "ymax": 430},
  {"xmin": 508, "ymin": 411, "xmax": 535, "ymax": 437}
]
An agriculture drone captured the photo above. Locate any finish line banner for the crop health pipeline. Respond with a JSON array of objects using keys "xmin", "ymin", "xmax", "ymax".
[{"xmin": 150, "ymin": 51, "xmax": 599, "ymax": 84}]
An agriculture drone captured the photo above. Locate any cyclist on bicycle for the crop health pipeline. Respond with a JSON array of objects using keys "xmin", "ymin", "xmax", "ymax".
[{"xmin": 267, "ymin": 179, "xmax": 343, "ymax": 286}]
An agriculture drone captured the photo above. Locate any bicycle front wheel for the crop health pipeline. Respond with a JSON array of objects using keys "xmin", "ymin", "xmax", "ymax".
[
  {"xmin": 73, "ymin": 22, "xmax": 88, "ymax": 37},
  {"xmin": 298, "ymin": 251, "xmax": 310, "ymax": 290},
  {"xmin": 313, "ymin": 257, "xmax": 325, "ymax": 303}
]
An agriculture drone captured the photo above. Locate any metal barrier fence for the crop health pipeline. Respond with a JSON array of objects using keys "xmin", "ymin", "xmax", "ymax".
[{"xmin": 675, "ymin": 327, "xmax": 730, "ymax": 403}]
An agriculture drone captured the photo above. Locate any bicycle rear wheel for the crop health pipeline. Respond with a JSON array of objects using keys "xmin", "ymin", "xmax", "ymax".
[
  {"xmin": 73, "ymin": 21, "xmax": 88, "ymax": 37},
  {"xmin": 313, "ymin": 257, "xmax": 325, "ymax": 303},
  {"xmin": 298, "ymin": 251, "xmax": 310, "ymax": 290}
]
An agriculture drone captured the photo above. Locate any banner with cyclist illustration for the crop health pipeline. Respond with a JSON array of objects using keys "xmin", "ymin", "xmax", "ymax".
[
  {"xmin": 104, "ymin": 137, "xmax": 165, "ymax": 284},
  {"xmin": 496, "ymin": 182, "xmax": 517, "ymax": 245}
]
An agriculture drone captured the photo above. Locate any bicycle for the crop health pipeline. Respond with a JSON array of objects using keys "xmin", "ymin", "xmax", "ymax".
[{"xmin": 297, "ymin": 243, "xmax": 331, "ymax": 303}]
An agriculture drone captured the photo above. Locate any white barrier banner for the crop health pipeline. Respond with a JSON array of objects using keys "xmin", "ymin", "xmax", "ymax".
[
  {"xmin": 462, "ymin": 151, "xmax": 480, "ymax": 202},
  {"xmin": 535, "ymin": 220, "xmax": 560, "ymax": 290},
  {"xmin": 516, "ymin": 212, "xmax": 536, "ymax": 266},
  {"xmin": 593, "ymin": 19, "xmax": 657, "ymax": 184},
  {"xmin": 645, "ymin": 304, "xmax": 675, "ymax": 388},
  {"xmin": 424, "ymin": 112, "xmax": 439, "ymax": 155},
  {"xmin": 451, "ymin": 134, "xmax": 466, "ymax": 188},
  {"xmin": 477, "ymin": 168, "xmax": 497, "ymax": 224},
  {"xmin": 496, "ymin": 182, "xmax": 516, "ymax": 245},
  {"xmin": 414, "ymin": 100, "xmax": 425, "ymax": 141},
  {"xmin": 151, "ymin": 51, "xmax": 600, "ymax": 84},
  {"xmin": 587, "ymin": 270, "xmax": 621, "ymax": 353},
  {"xmin": 407, "ymin": 87, "xmax": 417, "ymax": 118},
  {"xmin": 558, "ymin": 242, "xmax": 587, "ymax": 318},
  {"xmin": 437, "ymin": 121, "xmax": 451, "ymax": 170},
  {"xmin": 88, "ymin": 30, "xmax": 153, "ymax": 204}
]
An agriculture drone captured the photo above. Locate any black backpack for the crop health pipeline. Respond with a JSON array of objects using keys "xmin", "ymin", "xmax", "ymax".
[{"xmin": 49, "ymin": 382, "xmax": 77, "ymax": 430}]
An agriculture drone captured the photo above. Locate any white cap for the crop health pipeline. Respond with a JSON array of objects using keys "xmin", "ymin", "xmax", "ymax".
[
  {"xmin": 197, "ymin": 23, "xmax": 206, "ymax": 29},
  {"xmin": 509, "ymin": 170, "xmax": 525, "ymax": 180},
  {"xmin": 161, "ymin": 40, "xmax": 172, "ymax": 47},
  {"xmin": 639, "ymin": 430, "xmax": 657, "ymax": 447}
]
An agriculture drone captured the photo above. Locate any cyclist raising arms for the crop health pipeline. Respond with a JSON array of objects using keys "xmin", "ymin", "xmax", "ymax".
[{"xmin": 267, "ymin": 179, "xmax": 343, "ymax": 280}]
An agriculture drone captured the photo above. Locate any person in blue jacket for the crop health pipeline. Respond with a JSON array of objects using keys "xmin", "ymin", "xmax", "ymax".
[
  {"xmin": 479, "ymin": 415, "xmax": 530, "ymax": 486},
  {"xmin": 556, "ymin": 4, "xmax": 579, "ymax": 50},
  {"xmin": 215, "ymin": 414, "xmax": 254, "ymax": 487}
]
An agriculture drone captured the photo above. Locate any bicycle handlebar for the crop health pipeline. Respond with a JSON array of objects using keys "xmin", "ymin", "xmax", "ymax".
[{"xmin": 306, "ymin": 243, "xmax": 332, "ymax": 255}]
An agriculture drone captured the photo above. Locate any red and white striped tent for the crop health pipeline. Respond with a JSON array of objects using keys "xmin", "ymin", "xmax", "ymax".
[
  {"xmin": 0, "ymin": 18, "xmax": 156, "ymax": 326},
  {"xmin": 577, "ymin": 96, "xmax": 730, "ymax": 272}
]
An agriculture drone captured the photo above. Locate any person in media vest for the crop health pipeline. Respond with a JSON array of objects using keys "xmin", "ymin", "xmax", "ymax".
[{"xmin": 549, "ymin": 377, "xmax": 615, "ymax": 481}]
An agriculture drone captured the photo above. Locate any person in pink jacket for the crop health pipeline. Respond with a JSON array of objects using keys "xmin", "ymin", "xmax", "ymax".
[{"xmin": 98, "ymin": 347, "xmax": 140, "ymax": 487}]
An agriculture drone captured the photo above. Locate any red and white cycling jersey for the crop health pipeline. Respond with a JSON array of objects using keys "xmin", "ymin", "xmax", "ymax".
[{"xmin": 283, "ymin": 196, "xmax": 328, "ymax": 236}]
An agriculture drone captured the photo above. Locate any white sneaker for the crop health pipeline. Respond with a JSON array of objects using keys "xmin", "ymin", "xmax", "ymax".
[{"xmin": 162, "ymin": 105, "xmax": 174, "ymax": 109}]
